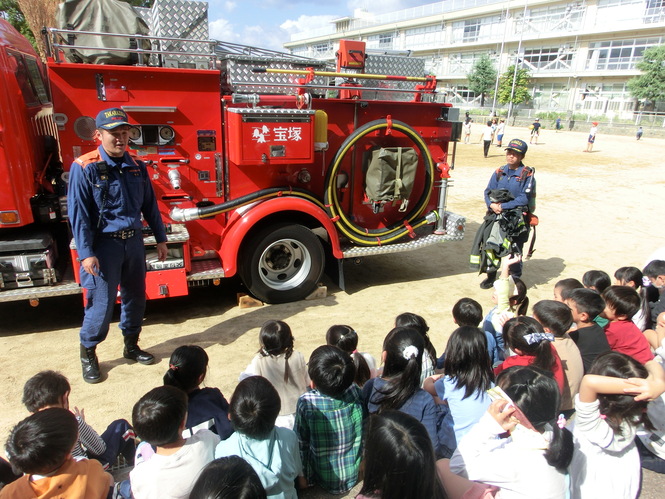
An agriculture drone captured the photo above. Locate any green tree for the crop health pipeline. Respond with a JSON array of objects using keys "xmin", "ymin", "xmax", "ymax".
[
  {"xmin": 627, "ymin": 44, "xmax": 665, "ymax": 110},
  {"xmin": 467, "ymin": 54, "xmax": 497, "ymax": 107},
  {"xmin": 0, "ymin": 0, "xmax": 35, "ymax": 47},
  {"xmin": 497, "ymin": 65, "xmax": 532, "ymax": 107}
]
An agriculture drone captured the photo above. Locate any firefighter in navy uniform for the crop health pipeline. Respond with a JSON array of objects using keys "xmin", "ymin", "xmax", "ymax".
[
  {"xmin": 67, "ymin": 108, "xmax": 168, "ymax": 383},
  {"xmin": 475, "ymin": 138, "xmax": 535, "ymax": 289}
]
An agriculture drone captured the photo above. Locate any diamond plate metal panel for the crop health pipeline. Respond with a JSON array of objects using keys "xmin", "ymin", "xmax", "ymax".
[
  {"xmin": 220, "ymin": 56, "xmax": 330, "ymax": 94},
  {"xmin": 0, "ymin": 281, "xmax": 82, "ymax": 302},
  {"xmin": 341, "ymin": 211, "xmax": 465, "ymax": 258},
  {"xmin": 151, "ymin": 0, "xmax": 210, "ymax": 67},
  {"xmin": 362, "ymin": 54, "xmax": 427, "ymax": 101}
]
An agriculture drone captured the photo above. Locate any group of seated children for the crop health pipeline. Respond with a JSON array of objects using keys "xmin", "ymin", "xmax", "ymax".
[{"xmin": 2, "ymin": 259, "xmax": 665, "ymax": 499}]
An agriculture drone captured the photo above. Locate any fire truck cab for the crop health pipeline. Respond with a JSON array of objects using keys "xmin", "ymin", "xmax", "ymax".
[{"xmin": 0, "ymin": 3, "xmax": 465, "ymax": 306}]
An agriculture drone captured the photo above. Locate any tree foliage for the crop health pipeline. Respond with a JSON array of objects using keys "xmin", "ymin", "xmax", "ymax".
[
  {"xmin": 627, "ymin": 45, "xmax": 665, "ymax": 108},
  {"xmin": 0, "ymin": 0, "xmax": 35, "ymax": 46},
  {"xmin": 497, "ymin": 65, "xmax": 531, "ymax": 106},
  {"xmin": 467, "ymin": 54, "xmax": 497, "ymax": 107}
]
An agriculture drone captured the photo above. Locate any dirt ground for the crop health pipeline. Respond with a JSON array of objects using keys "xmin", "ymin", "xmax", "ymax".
[{"xmin": 1, "ymin": 126, "xmax": 664, "ymax": 496}]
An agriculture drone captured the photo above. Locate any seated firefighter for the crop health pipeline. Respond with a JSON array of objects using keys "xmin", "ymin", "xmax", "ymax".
[{"xmin": 470, "ymin": 139, "xmax": 536, "ymax": 289}]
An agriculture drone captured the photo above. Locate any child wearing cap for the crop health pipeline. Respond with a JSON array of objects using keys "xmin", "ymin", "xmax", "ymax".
[{"xmin": 585, "ymin": 122, "xmax": 598, "ymax": 152}]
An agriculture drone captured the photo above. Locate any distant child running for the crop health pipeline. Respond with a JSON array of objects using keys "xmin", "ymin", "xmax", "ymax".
[
  {"xmin": 585, "ymin": 121, "xmax": 598, "ymax": 152},
  {"xmin": 240, "ymin": 320, "xmax": 309, "ymax": 429},
  {"xmin": 529, "ymin": 118, "xmax": 541, "ymax": 144}
]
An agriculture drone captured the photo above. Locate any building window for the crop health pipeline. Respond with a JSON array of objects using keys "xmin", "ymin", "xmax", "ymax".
[
  {"xmin": 367, "ymin": 32, "xmax": 395, "ymax": 50},
  {"xmin": 312, "ymin": 42, "xmax": 331, "ymax": 55},
  {"xmin": 404, "ymin": 24, "xmax": 443, "ymax": 48},
  {"xmin": 522, "ymin": 47, "xmax": 574, "ymax": 72},
  {"xmin": 523, "ymin": 4, "xmax": 584, "ymax": 34},
  {"xmin": 586, "ymin": 37, "xmax": 663, "ymax": 70},
  {"xmin": 452, "ymin": 15, "xmax": 503, "ymax": 44}
]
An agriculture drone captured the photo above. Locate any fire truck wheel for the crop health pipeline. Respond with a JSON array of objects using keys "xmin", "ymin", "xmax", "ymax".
[{"xmin": 240, "ymin": 223, "xmax": 325, "ymax": 304}]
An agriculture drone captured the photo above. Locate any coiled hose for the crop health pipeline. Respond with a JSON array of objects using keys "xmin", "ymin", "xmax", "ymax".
[{"xmin": 323, "ymin": 118, "xmax": 437, "ymax": 246}]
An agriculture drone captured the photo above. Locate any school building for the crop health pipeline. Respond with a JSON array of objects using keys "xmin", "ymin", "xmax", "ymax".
[{"xmin": 283, "ymin": 0, "xmax": 665, "ymax": 120}]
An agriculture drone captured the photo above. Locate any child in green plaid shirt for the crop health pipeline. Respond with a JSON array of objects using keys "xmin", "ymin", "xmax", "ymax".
[{"xmin": 294, "ymin": 345, "xmax": 366, "ymax": 494}]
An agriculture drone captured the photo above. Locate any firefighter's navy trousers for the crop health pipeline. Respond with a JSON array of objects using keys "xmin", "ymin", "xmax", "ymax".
[{"xmin": 79, "ymin": 233, "xmax": 146, "ymax": 348}]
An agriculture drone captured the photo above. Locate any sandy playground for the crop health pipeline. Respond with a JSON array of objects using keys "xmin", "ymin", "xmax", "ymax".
[{"xmin": 0, "ymin": 125, "xmax": 663, "ymax": 496}]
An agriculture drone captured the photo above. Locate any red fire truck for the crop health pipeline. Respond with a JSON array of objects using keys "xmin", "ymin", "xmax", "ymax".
[{"xmin": 0, "ymin": 16, "xmax": 465, "ymax": 305}]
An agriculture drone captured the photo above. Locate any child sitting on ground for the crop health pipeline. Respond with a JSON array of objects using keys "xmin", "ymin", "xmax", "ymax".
[
  {"xmin": 533, "ymin": 300, "xmax": 584, "ymax": 417},
  {"xmin": 395, "ymin": 312, "xmax": 437, "ymax": 384},
  {"xmin": 583, "ymin": 270, "xmax": 611, "ymax": 294},
  {"xmin": 189, "ymin": 456, "xmax": 267, "ymax": 499},
  {"xmin": 1, "ymin": 408, "xmax": 113, "ymax": 498},
  {"xmin": 601, "ymin": 286, "xmax": 653, "ymax": 364},
  {"xmin": 363, "ymin": 327, "xmax": 454, "ymax": 458},
  {"xmin": 483, "ymin": 255, "xmax": 529, "ymax": 366},
  {"xmin": 443, "ymin": 297, "xmax": 499, "ymax": 368},
  {"xmin": 326, "ymin": 324, "xmax": 376, "ymax": 385},
  {"xmin": 130, "ymin": 385, "xmax": 220, "ymax": 499},
  {"xmin": 494, "ymin": 317, "xmax": 565, "ymax": 393},
  {"xmin": 240, "ymin": 320, "xmax": 309, "ymax": 429},
  {"xmin": 164, "ymin": 345, "xmax": 233, "ymax": 439},
  {"xmin": 22, "ymin": 370, "xmax": 135, "ymax": 468},
  {"xmin": 450, "ymin": 366, "xmax": 573, "ymax": 498},
  {"xmin": 357, "ymin": 411, "xmax": 446, "ymax": 499},
  {"xmin": 424, "ymin": 326, "xmax": 494, "ymax": 444},
  {"xmin": 215, "ymin": 376, "xmax": 306, "ymax": 498},
  {"xmin": 570, "ymin": 352, "xmax": 665, "ymax": 498},
  {"xmin": 614, "ymin": 266, "xmax": 651, "ymax": 331},
  {"xmin": 294, "ymin": 345, "xmax": 365, "ymax": 494},
  {"xmin": 566, "ymin": 288, "xmax": 611, "ymax": 373},
  {"xmin": 553, "ymin": 277, "xmax": 583, "ymax": 302}
]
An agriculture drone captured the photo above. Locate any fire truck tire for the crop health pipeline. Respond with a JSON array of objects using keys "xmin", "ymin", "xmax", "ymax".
[{"xmin": 240, "ymin": 223, "xmax": 325, "ymax": 304}]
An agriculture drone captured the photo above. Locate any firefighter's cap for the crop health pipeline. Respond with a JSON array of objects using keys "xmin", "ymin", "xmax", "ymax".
[
  {"xmin": 505, "ymin": 138, "xmax": 528, "ymax": 155},
  {"xmin": 96, "ymin": 108, "xmax": 130, "ymax": 130}
]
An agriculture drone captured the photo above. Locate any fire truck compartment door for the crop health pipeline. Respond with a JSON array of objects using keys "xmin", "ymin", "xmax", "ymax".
[{"xmin": 226, "ymin": 108, "xmax": 314, "ymax": 165}]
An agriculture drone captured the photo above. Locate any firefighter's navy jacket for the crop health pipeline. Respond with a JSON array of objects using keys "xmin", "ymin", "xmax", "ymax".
[
  {"xmin": 67, "ymin": 146, "xmax": 167, "ymax": 261},
  {"xmin": 483, "ymin": 163, "xmax": 535, "ymax": 211}
]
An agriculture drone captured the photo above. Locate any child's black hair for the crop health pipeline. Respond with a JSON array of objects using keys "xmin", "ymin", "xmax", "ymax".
[
  {"xmin": 395, "ymin": 312, "xmax": 437, "ymax": 365},
  {"xmin": 5, "ymin": 408, "xmax": 78, "ymax": 475},
  {"xmin": 532, "ymin": 300, "xmax": 574, "ymax": 337},
  {"xmin": 567, "ymin": 288, "xmax": 605, "ymax": 320},
  {"xmin": 132, "ymin": 385, "xmax": 188, "ymax": 446},
  {"xmin": 359, "ymin": 410, "xmax": 446, "ymax": 499},
  {"xmin": 326, "ymin": 325, "xmax": 371, "ymax": 387},
  {"xmin": 259, "ymin": 320, "xmax": 294, "ymax": 383},
  {"xmin": 189, "ymin": 456, "xmax": 267, "ymax": 499},
  {"xmin": 614, "ymin": 266, "xmax": 651, "ymax": 328},
  {"xmin": 372, "ymin": 327, "xmax": 424, "ymax": 412},
  {"xmin": 496, "ymin": 366, "xmax": 573, "ymax": 472},
  {"xmin": 554, "ymin": 278, "xmax": 584, "ymax": 301},
  {"xmin": 22, "ymin": 370, "xmax": 70, "ymax": 412},
  {"xmin": 583, "ymin": 270, "xmax": 612, "ymax": 293},
  {"xmin": 588, "ymin": 351, "xmax": 653, "ymax": 436},
  {"xmin": 229, "ymin": 377, "xmax": 280, "ymax": 439},
  {"xmin": 509, "ymin": 277, "xmax": 530, "ymax": 317},
  {"xmin": 308, "ymin": 345, "xmax": 355, "ymax": 398},
  {"xmin": 443, "ymin": 327, "xmax": 494, "ymax": 399},
  {"xmin": 642, "ymin": 260, "xmax": 665, "ymax": 279},
  {"xmin": 163, "ymin": 345, "xmax": 208, "ymax": 393},
  {"xmin": 602, "ymin": 285, "xmax": 640, "ymax": 319},
  {"xmin": 452, "ymin": 298, "xmax": 483, "ymax": 327},
  {"xmin": 503, "ymin": 317, "xmax": 555, "ymax": 373}
]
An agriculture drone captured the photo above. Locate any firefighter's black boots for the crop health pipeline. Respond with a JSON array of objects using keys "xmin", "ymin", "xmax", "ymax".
[
  {"xmin": 480, "ymin": 270, "xmax": 498, "ymax": 289},
  {"xmin": 123, "ymin": 334, "xmax": 154, "ymax": 365},
  {"xmin": 80, "ymin": 344, "xmax": 101, "ymax": 384}
]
